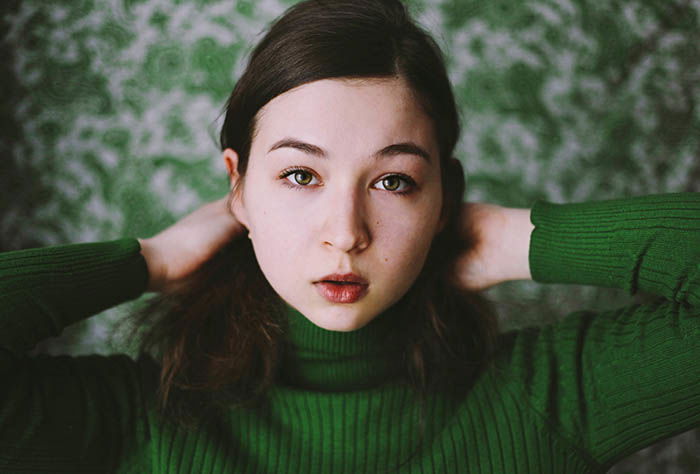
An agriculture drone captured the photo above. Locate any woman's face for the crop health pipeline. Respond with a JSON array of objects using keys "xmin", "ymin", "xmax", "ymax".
[{"xmin": 225, "ymin": 77, "xmax": 446, "ymax": 332}]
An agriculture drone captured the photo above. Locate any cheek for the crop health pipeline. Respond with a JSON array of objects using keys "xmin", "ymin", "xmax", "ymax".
[
  {"xmin": 247, "ymin": 208, "xmax": 308, "ymax": 281},
  {"xmin": 377, "ymin": 217, "xmax": 436, "ymax": 271},
  {"xmin": 376, "ymin": 197, "xmax": 440, "ymax": 239},
  {"xmin": 249, "ymin": 233, "xmax": 297, "ymax": 296},
  {"xmin": 384, "ymin": 196, "xmax": 441, "ymax": 262}
]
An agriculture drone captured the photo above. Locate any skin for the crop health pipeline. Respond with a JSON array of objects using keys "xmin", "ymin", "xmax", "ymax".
[
  {"xmin": 137, "ymin": 79, "xmax": 535, "ymax": 309},
  {"xmin": 224, "ymin": 77, "xmax": 448, "ymax": 332},
  {"xmin": 137, "ymin": 199, "xmax": 534, "ymax": 294}
]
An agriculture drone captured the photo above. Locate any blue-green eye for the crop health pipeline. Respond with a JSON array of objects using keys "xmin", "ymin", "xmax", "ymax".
[{"xmin": 278, "ymin": 167, "xmax": 417, "ymax": 196}]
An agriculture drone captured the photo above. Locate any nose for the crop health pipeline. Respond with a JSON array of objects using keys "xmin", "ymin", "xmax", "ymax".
[{"xmin": 320, "ymin": 185, "xmax": 370, "ymax": 253}]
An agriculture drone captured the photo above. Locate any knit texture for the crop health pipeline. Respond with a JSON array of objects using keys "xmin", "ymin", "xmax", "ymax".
[{"xmin": 1, "ymin": 193, "xmax": 698, "ymax": 473}]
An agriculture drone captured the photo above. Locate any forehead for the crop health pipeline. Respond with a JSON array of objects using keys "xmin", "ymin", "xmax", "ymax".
[{"xmin": 252, "ymin": 77, "xmax": 438, "ymax": 158}]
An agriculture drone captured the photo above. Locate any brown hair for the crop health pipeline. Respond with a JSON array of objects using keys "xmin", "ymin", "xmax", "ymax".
[{"xmin": 123, "ymin": 0, "xmax": 500, "ymax": 465}]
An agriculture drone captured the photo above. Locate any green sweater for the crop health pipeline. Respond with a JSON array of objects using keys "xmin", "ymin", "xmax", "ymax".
[{"xmin": 1, "ymin": 193, "xmax": 699, "ymax": 473}]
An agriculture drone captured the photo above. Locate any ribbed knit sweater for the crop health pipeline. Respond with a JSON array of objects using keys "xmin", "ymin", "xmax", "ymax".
[{"xmin": 1, "ymin": 193, "xmax": 699, "ymax": 473}]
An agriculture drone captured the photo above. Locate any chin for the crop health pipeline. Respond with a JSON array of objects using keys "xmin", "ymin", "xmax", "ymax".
[
  {"xmin": 311, "ymin": 311, "xmax": 372, "ymax": 332},
  {"xmin": 312, "ymin": 318, "xmax": 361, "ymax": 333}
]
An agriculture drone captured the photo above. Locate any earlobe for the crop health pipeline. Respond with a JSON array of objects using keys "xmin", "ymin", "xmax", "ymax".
[{"xmin": 231, "ymin": 196, "xmax": 250, "ymax": 232}]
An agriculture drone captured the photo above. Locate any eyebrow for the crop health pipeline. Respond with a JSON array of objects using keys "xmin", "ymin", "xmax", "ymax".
[{"xmin": 267, "ymin": 137, "xmax": 432, "ymax": 163}]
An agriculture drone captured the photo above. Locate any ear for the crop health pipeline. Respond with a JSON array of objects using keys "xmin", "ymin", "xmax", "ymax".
[
  {"xmin": 223, "ymin": 148, "xmax": 250, "ymax": 231},
  {"xmin": 223, "ymin": 148, "xmax": 241, "ymax": 188}
]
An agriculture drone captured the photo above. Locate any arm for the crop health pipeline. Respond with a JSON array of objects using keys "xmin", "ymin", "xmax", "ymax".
[
  {"xmin": 492, "ymin": 192, "xmax": 700, "ymax": 469},
  {"xmin": 492, "ymin": 206, "xmax": 534, "ymax": 282},
  {"xmin": 137, "ymin": 196, "xmax": 246, "ymax": 293},
  {"xmin": 452, "ymin": 203, "xmax": 534, "ymax": 291},
  {"xmin": 0, "ymin": 238, "xmax": 155, "ymax": 472},
  {"xmin": 0, "ymin": 239, "xmax": 149, "ymax": 355},
  {"xmin": 0, "ymin": 196, "xmax": 244, "ymax": 472}
]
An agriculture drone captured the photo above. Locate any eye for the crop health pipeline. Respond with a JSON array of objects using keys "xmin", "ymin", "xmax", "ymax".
[
  {"xmin": 376, "ymin": 175, "xmax": 414, "ymax": 194},
  {"xmin": 278, "ymin": 167, "xmax": 418, "ymax": 196},
  {"xmin": 280, "ymin": 168, "xmax": 319, "ymax": 187}
]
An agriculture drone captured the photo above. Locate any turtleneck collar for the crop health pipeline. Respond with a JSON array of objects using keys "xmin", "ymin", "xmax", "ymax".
[{"xmin": 278, "ymin": 303, "xmax": 404, "ymax": 391}]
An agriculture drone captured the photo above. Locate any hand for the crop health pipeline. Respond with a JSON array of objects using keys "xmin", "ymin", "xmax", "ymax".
[
  {"xmin": 451, "ymin": 202, "xmax": 534, "ymax": 291},
  {"xmin": 137, "ymin": 196, "xmax": 247, "ymax": 292}
]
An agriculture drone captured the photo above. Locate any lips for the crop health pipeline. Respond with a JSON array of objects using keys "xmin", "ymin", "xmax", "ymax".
[
  {"xmin": 315, "ymin": 280, "xmax": 369, "ymax": 303},
  {"xmin": 315, "ymin": 272, "xmax": 368, "ymax": 285}
]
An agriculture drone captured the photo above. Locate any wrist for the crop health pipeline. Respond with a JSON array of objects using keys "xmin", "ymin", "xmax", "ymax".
[
  {"xmin": 137, "ymin": 237, "xmax": 164, "ymax": 292},
  {"xmin": 495, "ymin": 207, "xmax": 534, "ymax": 283}
]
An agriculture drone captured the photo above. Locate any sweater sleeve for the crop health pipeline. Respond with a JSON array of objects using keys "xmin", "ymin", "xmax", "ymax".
[
  {"xmin": 496, "ymin": 192, "xmax": 700, "ymax": 470},
  {"xmin": 0, "ymin": 238, "xmax": 156, "ymax": 473}
]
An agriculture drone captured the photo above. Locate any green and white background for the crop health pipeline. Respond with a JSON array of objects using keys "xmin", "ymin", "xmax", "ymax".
[{"xmin": 1, "ymin": 0, "xmax": 698, "ymax": 470}]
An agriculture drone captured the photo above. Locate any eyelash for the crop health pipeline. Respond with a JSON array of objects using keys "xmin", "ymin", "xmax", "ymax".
[{"xmin": 278, "ymin": 166, "xmax": 418, "ymax": 196}]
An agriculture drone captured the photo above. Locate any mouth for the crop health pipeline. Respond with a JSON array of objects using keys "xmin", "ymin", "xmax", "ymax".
[
  {"xmin": 314, "ymin": 280, "xmax": 369, "ymax": 303},
  {"xmin": 315, "ymin": 272, "xmax": 369, "ymax": 285},
  {"xmin": 319, "ymin": 281, "xmax": 365, "ymax": 285}
]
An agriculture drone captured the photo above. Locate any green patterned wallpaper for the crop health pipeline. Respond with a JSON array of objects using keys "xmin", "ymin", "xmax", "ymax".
[{"xmin": 1, "ymin": 0, "xmax": 698, "ymax": 471}]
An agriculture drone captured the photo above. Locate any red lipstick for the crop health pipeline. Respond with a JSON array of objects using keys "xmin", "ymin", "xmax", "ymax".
[{"xmin": 314, "ymin": 273, "xmax": 369, "ymax": 303}]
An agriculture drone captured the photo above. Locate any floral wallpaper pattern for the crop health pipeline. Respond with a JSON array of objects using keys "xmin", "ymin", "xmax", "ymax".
[{"xmin": 1, "ymin": 0, "xmax": 698, "ymax": 471}]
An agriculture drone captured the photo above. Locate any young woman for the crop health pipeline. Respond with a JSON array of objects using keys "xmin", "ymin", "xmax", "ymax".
[{"xmin": 1, "ymin": 0, "xmax": 698, "ymax": 472}]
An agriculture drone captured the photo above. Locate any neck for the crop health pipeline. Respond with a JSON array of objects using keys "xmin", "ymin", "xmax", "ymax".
[{"xmin": 278, "ymin": 303, "xmax": 404, "ymax": 391}]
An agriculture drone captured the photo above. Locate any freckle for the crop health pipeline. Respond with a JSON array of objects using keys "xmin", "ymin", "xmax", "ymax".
[{"xmin": 384, "ymin": 258, "xmax": 388, "ymax": 262}]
